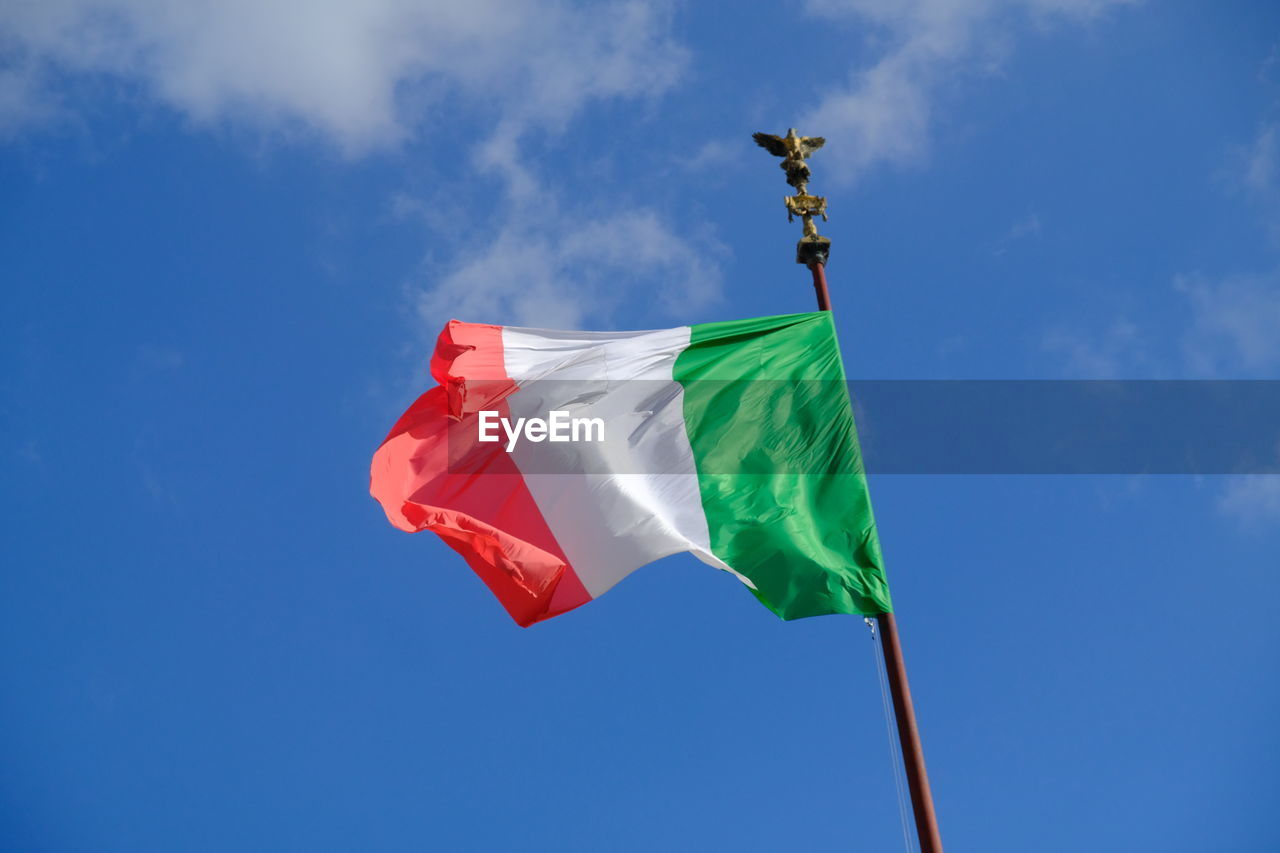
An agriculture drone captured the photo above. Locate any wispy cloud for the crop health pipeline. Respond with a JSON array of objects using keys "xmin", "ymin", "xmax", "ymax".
[
  {"xmin": 1218, "ymin": 474, "xmax": 1280, "ymax": 524},
  {"xmin": 0, "ymin": 0, "xmax": 686, "ymax": 152},
  {"xmin": 1241, "ymin": 122, "xmax": 1278, "ymax": 193},
  {"xmin": 993, "ymin": 212, "xmax": 1042, "ymax": 255},
  {"xmin": 1043, "ymin": 276, "xmax": 1280, "ymax": 523},
  {"xmin": 1194, "ymin": 112, "xmax": 1280, "ymax": 523},
  {"xmin": 1177, "ymin": 270, "xmax": 1280, "ymax": 377},
  {"xmin": 408, "ymin": 99, "xmax": 726, "ymax": 329},
  {"xmin": 1222, "ymin": 119, "xmax": 1280, "ymax": 243},
  {"xmin": 1041, "ymin": 270, "xmax": 1280, "ymax": 380},
  {"xmin": 1046, "ymin": 48, "xmax": 1280, "ymax": 384},
  {"xmin": 676, "ymin": 139, "xmax": 740, "ymax": 177},
  {"xmin": 0, "ymin": 1, "xmax": 723, "ymax": 332},
  {"xmin": 414, "ymin": 198, "xmax": 723, "ymax": 329},
  {"xmin": 799, "ymin": 0, "xmax": 1138, "ymax": 184},
  {"xmin": 1041, "ymin": 319, "xmax": 1150, "ymax": 378},
  {"xmin": 1040, "ymin": 72, "xmax": 1280, "ymax": 524}
]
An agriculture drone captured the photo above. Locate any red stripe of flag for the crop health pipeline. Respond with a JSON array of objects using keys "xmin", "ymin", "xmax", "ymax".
[{"xmin": 370, "ymin": 321, "xmax": 592, "ymax": 626}]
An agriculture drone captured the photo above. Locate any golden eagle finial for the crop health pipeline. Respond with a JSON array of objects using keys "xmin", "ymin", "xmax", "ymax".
[
  {"xmin": 752, "ymin": 128, "xmax": 826, "ymax": 192},
  {"xmin": 752, "ymin": 128, "xmax": 826, "ymax": 161},
  {"xmin": 753, "ymin": 128, "xmax": 830, "ymax": 265}
]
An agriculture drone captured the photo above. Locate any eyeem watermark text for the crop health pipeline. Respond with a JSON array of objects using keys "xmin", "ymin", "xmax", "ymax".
[{"xmin": 478, "ymin": 410, "xmax": 605, "ymax": 451}]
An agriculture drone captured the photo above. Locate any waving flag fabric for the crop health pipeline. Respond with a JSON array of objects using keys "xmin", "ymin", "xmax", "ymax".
[{"xmin": 370, "ymin": 311, "xmax": 891, "ymax": 626}]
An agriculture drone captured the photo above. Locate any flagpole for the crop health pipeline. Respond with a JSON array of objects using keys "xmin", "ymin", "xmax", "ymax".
[{"xmin": 755, "ymin": 129, "xmax": 943, "ymax": 852}]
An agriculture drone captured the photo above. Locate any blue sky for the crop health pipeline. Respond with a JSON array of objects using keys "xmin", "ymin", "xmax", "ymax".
[{"xmin": 3, "ymin": 1, "xmax": 1279, "ymax": 850}]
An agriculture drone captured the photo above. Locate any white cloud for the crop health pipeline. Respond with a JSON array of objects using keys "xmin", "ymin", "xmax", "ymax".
[
  {"xmin": 1042, "ymin": 271, "xmax": 1280, "ymax": 379},
  {"xmin": 1223, "ymin": 120, "xmax": 1280, "ymax": 243},
  {"xmin": 1242, "ymin": 122, "xmax": 1278, "ymax": 193},
  {"xmin": 0, "ymin": 1, "xmax": 720, "ymax": 329},
  {"xmin": 994, "ymin": 211, "xmax": 1042, "ymax": 255},
  {"xmin": 1042, "ymin": 318, "xmax": 1149, "ymax": 378},
  {"xmin": 678, "ymin": 139, "xmax": 738, "ymax": 175},
  {"xmin": 1177, "ymin": 270, "xmax": 1280, "ymax": 377},
  {"xmin": 1042, "ymin": 272, "xmax": 1280, "ymax": 525},
  {"xmin": 415, "ymin": 202, "xmax": 723, "ymax": 329},
  {"xmin": 799, "ymin": 0, "xmax": 1138, "ymax": 184},
  {"xmin": 0, "ymin": 0, "xmax": 686, "ymax": 152},
  {"xmin": 1218, "ymin": 475, "xmax": 1280, "ymax": 524},
  {"xmin": 406, "ymin": 73, "xmax": 724, "ymax": 330}
]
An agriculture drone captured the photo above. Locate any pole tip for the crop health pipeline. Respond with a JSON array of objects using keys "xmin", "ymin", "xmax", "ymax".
[{"xmin": 796, "ymin": 235, "xmax": 831, "ymax": 266}]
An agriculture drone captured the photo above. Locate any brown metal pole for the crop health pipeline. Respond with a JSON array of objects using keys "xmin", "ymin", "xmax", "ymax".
[
  {"xmin": 810, "ymin": 257, "xmax": 833, "ymax": 311},
  {"xmin": 808, "ymin": 259, "xmax": 943, "ymax": 853}
]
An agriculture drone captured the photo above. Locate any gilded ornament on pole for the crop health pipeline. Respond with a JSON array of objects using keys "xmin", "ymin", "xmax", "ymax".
[{"xmin": 753, "ymin": 128, "xmax": 832, "ymax": 266}]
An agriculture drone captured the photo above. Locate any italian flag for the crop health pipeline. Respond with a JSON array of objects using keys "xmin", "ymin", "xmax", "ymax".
[{"xmin": 370, "ymin": 311, "xmax": 891, "ymax": 626}]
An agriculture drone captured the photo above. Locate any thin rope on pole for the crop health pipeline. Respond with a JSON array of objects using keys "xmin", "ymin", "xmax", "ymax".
[{"xmin": 869, "ymin": 618, "xmax": 915, "ymax": 853}]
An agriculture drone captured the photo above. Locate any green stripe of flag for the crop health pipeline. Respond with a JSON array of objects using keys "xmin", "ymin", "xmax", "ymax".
[{"xmin": 674, "ymin": 311, "xmax": 893, "ymax": 618}]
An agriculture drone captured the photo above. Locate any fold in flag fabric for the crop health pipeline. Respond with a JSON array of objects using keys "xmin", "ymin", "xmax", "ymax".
[{"xmin": 370, "ymin": 311, "xmax": 892, "ymax": 626}]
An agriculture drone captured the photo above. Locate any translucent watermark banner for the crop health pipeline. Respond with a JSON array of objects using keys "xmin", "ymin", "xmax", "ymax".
[{"xmin": 441, "ymin": 380, "xmax": 1280, "ymax": 475}]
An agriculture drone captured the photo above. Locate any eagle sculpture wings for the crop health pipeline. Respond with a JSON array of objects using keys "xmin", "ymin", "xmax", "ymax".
[{"xmin": 753, "ymin": 128, "xmax": 825, "ymax": 161}]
